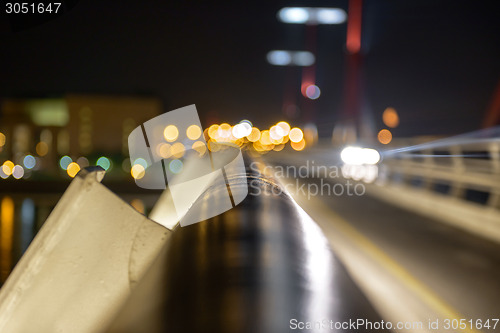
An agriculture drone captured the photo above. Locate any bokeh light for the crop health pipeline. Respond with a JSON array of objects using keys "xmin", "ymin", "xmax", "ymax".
[
  {"xmin": 382, "ymin": 107, "xmax": 399, "ymax": 128},
  {"xmin": 276, "ymin": 121, "xmax": 291, "ymax": 136},
  {"xmin": 59, "ymin": 155, "xmax": 72, "ymax": 170},
  {"xmin": 171, "ymin": 142, "xmax": 185, "ymax": 158},
  {"xmin": 133, "ymin": 158, "xmax": 148, "ymax": 169},
  {"xmin": 23, "ymin": 155, "xmax": 36, "ymax": 169},
  {"xmin": 192, "ymin": 141, "xmax": 207, "ymax": 156},
  {"xmin": 77, "ymin": 157, "xmax": 89, "ymax": 168},
  {"xmin": 377, "ymin": 129, "xmax": 393, "ymax": 144},
  {"xmin": 291, "ymin": 139, "xmax": 306, "ymax": 151},
  {"xmin": 158, "ymin": 143, "xmax": 172, "ymax": 158},
  {"xmin": 305, "ymin": 85, "xmax": 321, "ymax": 99},
  {"xmin": 66, "ymin": 162, "xmax": 80, "ymax": 178},
  {"xmin": 12, "ymin": 165, "xmax": 24, "ymax": 179},
  {"xmin": 2, "ymin": 161, "xmax": 14, "ymax": 176},
  {"xmin": 169, "ymin": 159, "xmax": 183, "ymax": 174},
  {"xmin": 131, "ymin": 164, "xmax": 146, "ymax": 180},
  {"xmin": 97, "ymin": 156, "xmax": 111, "ymax": 171},
  {"xmin": 289, "ymin": 128, "xmax": 304, "ymax": 143},
  {"xmin": 163, "ymin": 125, "xmax": 179, "ymax": 142},
  {"xmin": 36, "ymin": 142, "xmax": 49, "ymax": 156},
  {"xmin": 186, "ymin": 124, "xmax": 202, "ymax": 140},
  {"xmin": 247, "ymin": 127, "xmax": 261, "ymax": 142}
]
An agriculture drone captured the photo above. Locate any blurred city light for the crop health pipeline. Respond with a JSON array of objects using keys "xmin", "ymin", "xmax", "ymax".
[
  {"xmin": 66, "ymin": 162, "xmax": 80, "ymax": 178},
  {"xmin": 289, "ymin": 128, "xmax": 304, "ymax": 143},
  {"xmin": 192, "ymin": 141, "xmax": 207, "ymax": 156},
  {"xmin": 341, "ymin": 147, "xmax": 381, "ymax": 165},
  {"xmin": 163, "ymin": 125, "xmax": 179, "ymax": 142},
  {"xmin": 169, "ymin": 159, "xmax": 183, "ymax": 174},
  {"xmin": 267, "ymin": 50, "xmax": 292, "ymax": 66},
  {"xmin": 382, "ymin": 107, "xmax": 400, "ymax": 128},
  {"xmin": 316, "ymin": 8, "xmax": 347, "ymax": 24},
  {"xmin": 1, "ymin": 196, "xmax": 14, "ymax": 281},
  {"xmin": 35, "ymin": 142, "xmax": 48, "ymax": 156},
  {"xmin": 158, "ymin": 143, "xmax": 172, "ymax": 158},
  {"xmin": 0, "ymin": 132, "xmax": 5, "ymax": 146},
  {"xmin": 305, "ymin": 85, "xmax": 321, "ymax": 99},
  {"xmin": 12, "ymin": 165, "xmax": 24, "ymax": 179},
  {"xmin": 232, "ymin": 122, "xmax": 252, "ymax": 139},
  {"xmin": 96, "ymin": 156, "xmax": 111, "ymax": 171},
  {"xmin": 247, "ymin": 127, "xmax": 261, "ymax": 142},
  {"xmin": 291, "ymin": 139, "xmax": 306, "ymax": 151},
  {"xmin": 133, "ymin": 158, "xmax": 148, "ymax": 169},
  {"xmin": 278, "ymin": 7, "xmax": 346, "ymax": 25},
  {"xmin": 171, "ymin": 142, "xmax": 185, "ymax": 158},
  {"xmin": 59, "ymin": 156, "xmax": 72, "ymax": 170},
  {"xmin": 186, "ymin": 124, "xmax": 202, "ymax": 140},
  {"xmin": 2, "ymin": 161, "xmax": 14, "ymax": 176},
  {"xmin": 23, "ymin": 155, "xmax": 36, "ymax": 169},
  {"xmin": 76, "ymin": 157, "xmax": 89, "ymax": 168},
  {"xmin": 346, "ymin": 0, "xmax": 362, "ymax": 53},
  {"xmin": 278, "ymin": 7, "xmax": 309, "ymax": 24},
  {"xmin": 131, "ymin": 164, "xmax": 145, "ymax": 180},
  {"xmin": 267, "ymin": 50, "xmax": 315, "ymax": 66},
  {"xmin": 378, "ymin": 129, "xmax": 393, "ymax": 144},
  {"xmin": 269, "ymin": 125, "xmax": 286, "ymax": 141},
  {"xmin": 276, "ymin": 121, "xmax": 291, "ymax": 136}
]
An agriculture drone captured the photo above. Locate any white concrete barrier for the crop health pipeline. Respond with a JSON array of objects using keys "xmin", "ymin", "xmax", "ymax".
[{"xmin": 0, "ymin": 168, "xmax": 171, "ymax": 333}]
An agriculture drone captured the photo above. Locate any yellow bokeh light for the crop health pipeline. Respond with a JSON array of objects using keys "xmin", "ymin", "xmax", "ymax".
[
  {"xmin": 66, "ymin": 162, "xmax": 81, "ymax": 178},
  {"xmin": 36, "ymin": 142, "xmax": 49, "ymax": 156},
  {"xmin": 131, "ymin": 164, "xmax": 146, "ymax": 179},
  {"xmin": 208, "ymin": 124, "xmax": 219, "ymax": 139},
  {"xmin": 276, "ymin": 121, "xmax": 291, "ymax": 136},
  {"xmin": 219, "ymin": 123, "xmax": 231, "ymax": 131},
  {"xmin": 291, "ymin": 139, "xmax": 306, "ymax": 151},
  {"xmin": 246, "ymin": 127, "xmax": 261, "ymax": 142},
  {"xmin": 163, "ymin": 125, "xmax": 179, "ymax": 142},
  {"xmin": 2, "ymin": 160, "xmax": 14, "ymax": 176},
  {"xmin": 253, "ymin": 141, "xmax": 264, "ymax": 152},
  {"xmin": 270, "ymin": 125, "xmax": 286, "ymax": 141},
  {"xmin": 158, "ymin": 143, "xmax": 172, "ymax": 158},
  {"xmin": 192, "ymin": 141, "xmax": 207, "ymax": 156},
  {"xmin": 203, "ymin": 128, "xmax": 210, "ymax": 141},
  {"xmin": 273, "ymin": 144, "xmax": 285, "ymax": 151},
  {"xmin": 171, "ymin": 142, "xmax": 185, "ymax": 158},
  {"xmin": 186, "ymin": 124, "xmax": 202, "ymax": 140},
  {"xmin": 0, "ymin": 132, "xmax": 5, "ymax": 146},
  {"xmin": 378, "ymin": 129, "xmax": 392, "ymax": 144},
  {"xmin": 289, "ymin": 128, "xmax": 304, "ymax": 143},
  {"xmin": 217, "ymin": 123, "xmax": 232, "ymax": 141},
  {"xmin": 259, "ymin": 130, "xmax": 272, "ymax": 145},
  {"xmin": 1, "ymin": 196, "xmax": 14, "ymax": 281},
  {"xmin": 382, "ymin": 107, "xmax": 399, "ymax": 128}
]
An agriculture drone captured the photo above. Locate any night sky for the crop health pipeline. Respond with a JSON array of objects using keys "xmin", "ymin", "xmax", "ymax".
[{"xmin": 1, "ymin": 0, "xmax": 499, "ymax": 137}]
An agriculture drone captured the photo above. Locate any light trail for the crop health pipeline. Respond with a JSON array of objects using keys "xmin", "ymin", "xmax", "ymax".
[{"xmin": 383, "ymin": 126, "xmax": 500, "ymax": 157}]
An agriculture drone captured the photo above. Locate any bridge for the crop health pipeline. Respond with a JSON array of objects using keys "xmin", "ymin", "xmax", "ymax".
[{"xmin": 0, "ymin": 135, "xmax": 499, "ymax": 333}]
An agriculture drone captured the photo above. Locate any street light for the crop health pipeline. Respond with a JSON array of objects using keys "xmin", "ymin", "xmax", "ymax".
[
  {"xmin": 266, "ymin": 50, "xmax": 315, "ymax": 66},
  {"xmin": 278, "ymin": 7, "xmax": 347, "ymax": 25}
]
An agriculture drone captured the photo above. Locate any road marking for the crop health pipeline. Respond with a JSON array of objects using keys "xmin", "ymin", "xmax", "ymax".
[{"xmin": 313, "ymin": 198, "xmax": 480, "ymax": 333}]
